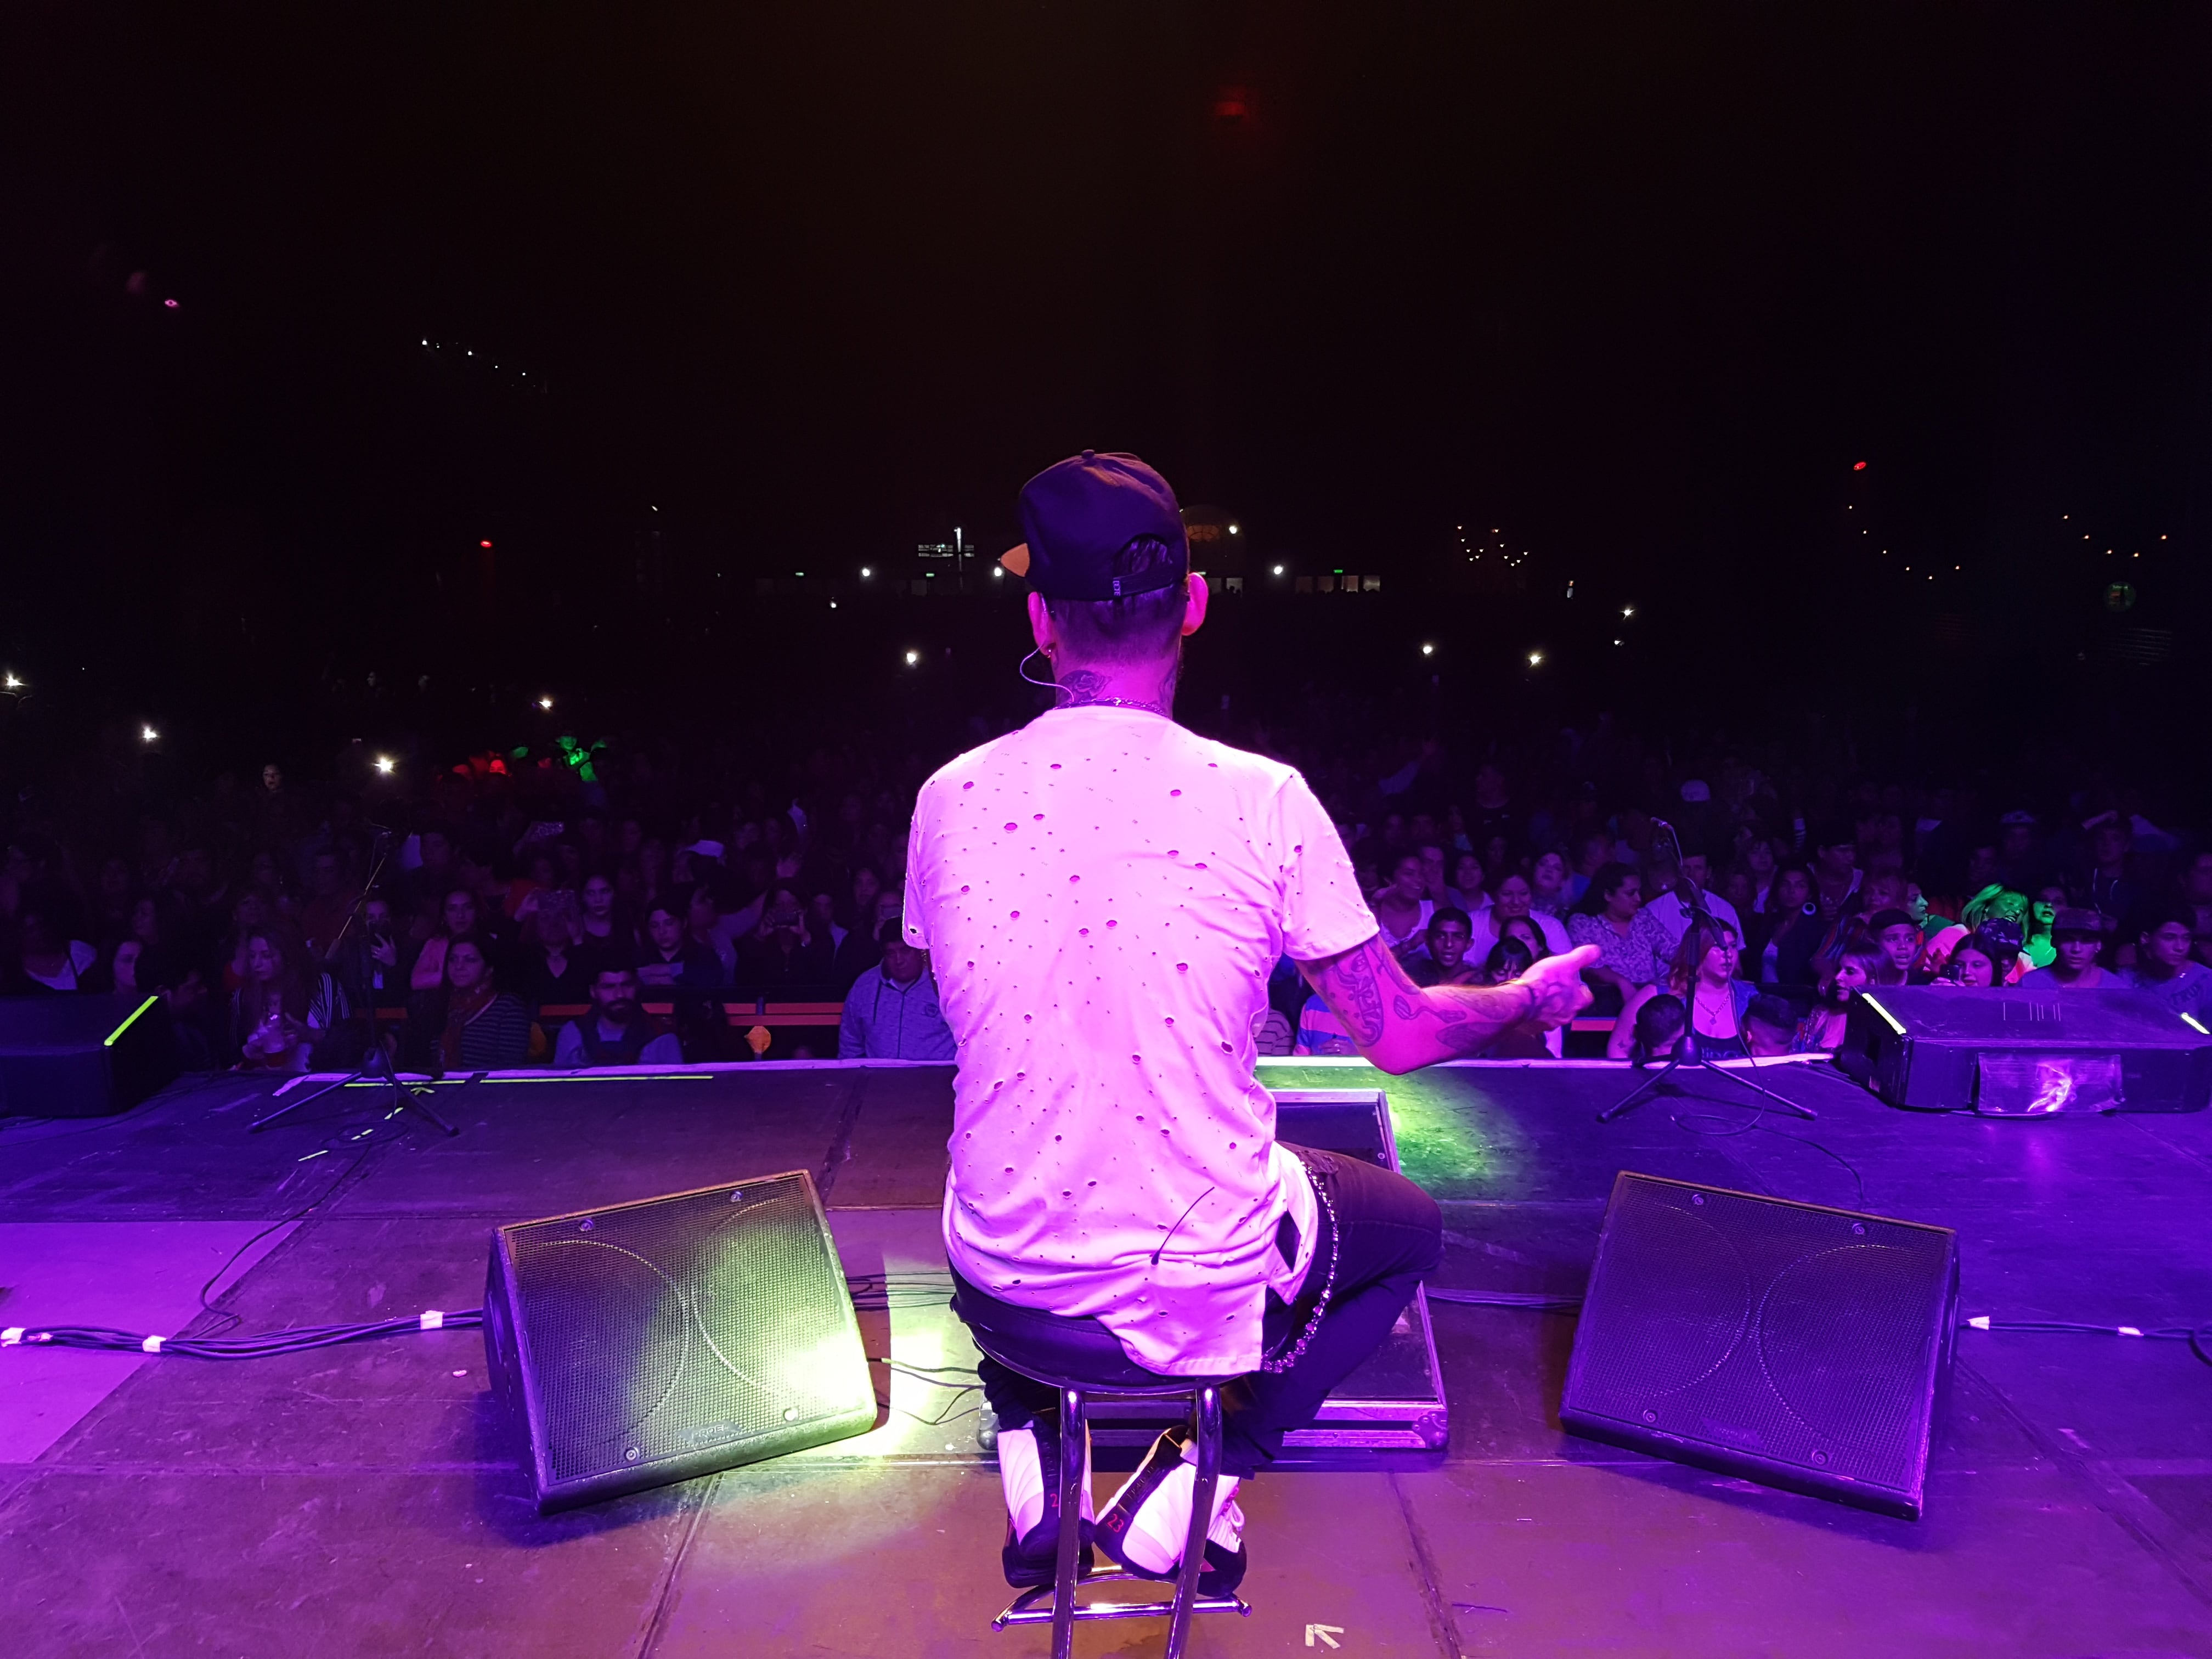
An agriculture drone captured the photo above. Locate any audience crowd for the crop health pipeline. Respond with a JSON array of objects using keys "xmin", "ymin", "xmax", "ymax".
[{"xmin": 3, "ymin": 707, "xmax": 2208, "ymax": 1080}]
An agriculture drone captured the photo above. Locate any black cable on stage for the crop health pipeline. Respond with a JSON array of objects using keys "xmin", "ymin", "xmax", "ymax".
[
  {"xmin": 3, "ymin": 1273, "xmax": 973, "ymax": 1364},
  {"xmin": 1423, "ymin": 1294, "xmax": 2212, "ymax": 1370},
  {"xmin": 1963, "ymin": 1315, "xmax": 2212, "ymax": 1369},
  {"xmin": 4, "ymin": 1307, "xmax": 483, "ymax": 1359},
  {"xmin": 193, "ymin": 1100, "xmax": 424, "ymax": 1336}
]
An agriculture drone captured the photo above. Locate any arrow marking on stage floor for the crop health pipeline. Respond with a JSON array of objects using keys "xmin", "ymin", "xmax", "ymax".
[{"xmin": 1306, "ymin": 1625, "xmax": 1345, "ymax": 1649}]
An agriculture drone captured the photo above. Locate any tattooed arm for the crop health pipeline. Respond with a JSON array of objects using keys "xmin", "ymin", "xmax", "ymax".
[{"xmin": 1295, "ymin": 935, "xmax": 1600, "ymax": 1074}]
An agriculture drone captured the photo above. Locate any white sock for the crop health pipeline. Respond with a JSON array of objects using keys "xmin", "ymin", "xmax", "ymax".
[
  {"xmin": 999, "ymin": 1423, "xmax": 1093, "ymax": 1538},
  {"xmin": 1000, "ymin": 1426, "xmax": 1046, "ymax": 1538},
  {"xmin": 1114, "ymin": 1441, "xmax": 1243, "ymax": 1575}
]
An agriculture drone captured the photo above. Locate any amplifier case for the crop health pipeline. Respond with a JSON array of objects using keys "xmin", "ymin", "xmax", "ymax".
[
  {"xmin": 1836, "ymin": 986, "xmax": 2212, "ymax": 1113},
  {"xmin": 485, "ymin": 1170, "xmax": 876, "ymax": 1513},
  {"xmin": 0, "ymin": 993, "xmax": 178, "ymax": 1118},
  {"xmin": 1561, "ymin": 1172, "xmax": 1958, "ymax": 1520}
]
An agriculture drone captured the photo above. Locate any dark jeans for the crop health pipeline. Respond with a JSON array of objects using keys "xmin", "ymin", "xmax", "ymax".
[{"xmin": 964, "ymin": 1144, "xmax": 1443, "ymax": 1479}]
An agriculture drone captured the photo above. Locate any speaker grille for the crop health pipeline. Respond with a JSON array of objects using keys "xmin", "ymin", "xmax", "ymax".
[
  {"xmin": 1562, "ymin": 1174, "xmax": 1956, "ymax": 1518},
  {"xmin": 494, "ymin": 1171, "xmax": 876, "ymax": 1508}
]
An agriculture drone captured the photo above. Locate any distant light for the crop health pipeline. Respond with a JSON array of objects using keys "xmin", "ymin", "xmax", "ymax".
[
  {"xmin": 140, "ymin": 725, "xmax": 158, "ymax": 743},
  {"xmin": 830, "ymin": 601, "xmax": 838, "ymax": 609},
  {"xmin": 1420, "ymin": 643, "xmax": 1435, "ymax": 656},
  {"xmin": 795, "ymin": 571, "xmax": 804, "ymax": 577},
  {"xmin": 1272, "ymin": 565, "xmax": 1284, "ymax": 575},
  {"xmin": 1613, "ymin": 639, "xmax": 1623, "ymax": 646},
  {"xmin": 1853, "ymin": 460, "xmax": 1867, "ymax": 471},
  {"xmin": 860, "ymin": 566, "xmax": 872, "ymax": 578},
  {"xmin": 1621, "ymin": 606, "xmax": 1635, "ymax": 618},
  {"xmin": 163, "ymin": 298, "xmax": 178, "ymax": 309},
  {"xmin": 992, "ymin": 566, "xmax": 1003, "ymax": 577},
  {"xmin": 479, "ymin": 539, "xmax": 493, "ymax": 549},
  {"xmin": 1527, "ymin": 651, "xmax": 1544, "ymax": 667},
  {"xmin": 904, "ymin": 650, "xmax": 919, "ymax": 666},
  {"xmin": 374, "ymin": 755, "xmax": 395, "ymax": 775},
  {"xmin": 1228, "ymin": 524, "xmax": 1239, "ymax": 535},
  {"xmin": 2, "ymin": 674, "xmax": 19, "ymax": 690},
  {"xmin": 422, "ymin": 339, "xmax": 428, "ymax": 346},
  {"xmin": 537, "ymin": 696, "xmax": 553, "ymax": 710}
]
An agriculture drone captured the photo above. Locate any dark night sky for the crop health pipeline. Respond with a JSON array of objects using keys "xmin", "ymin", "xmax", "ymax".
[{"xmin": 4, "ymin": 3, "xmax": 2210, "ymax": 737}]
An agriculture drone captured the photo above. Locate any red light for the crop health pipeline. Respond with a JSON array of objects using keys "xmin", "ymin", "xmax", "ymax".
[
  {"xmin": 1853, "ymin": 461, "xmax": 1867, "ymax": 471},
  {"xmin": 479, "ymin": 539, "xmax": 493, "ymax": 549}
]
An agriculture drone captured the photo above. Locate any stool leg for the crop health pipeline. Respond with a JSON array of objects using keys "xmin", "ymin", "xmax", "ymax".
[
  {"xmin": 1164, "ymin": 1385, "xmax": 1223, "ymax": 1659},
  {"xmin": 1051, "ymin": 1386, "xmax": 1086, "ymax": 1659}
]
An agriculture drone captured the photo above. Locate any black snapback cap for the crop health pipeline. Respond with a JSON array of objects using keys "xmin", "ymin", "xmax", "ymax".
[{"xmin": 1000, "ymin": 450, "xmax": 1189, "ymax": 602}]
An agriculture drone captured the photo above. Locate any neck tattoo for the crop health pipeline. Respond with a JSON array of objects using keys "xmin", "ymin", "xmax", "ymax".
[{"xmin": 1054, "ymin": 668, "xmax": 1169, "ymax": 717}]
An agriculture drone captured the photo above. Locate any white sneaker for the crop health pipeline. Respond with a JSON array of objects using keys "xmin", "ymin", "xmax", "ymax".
[
  {"xmin": 1097, "ymin": 1427, "xmax": 1248, "ymax": 1595},
  {"xmin": 998, "ymin": 1414, "xmax": 1094, "ymax": 1587}
]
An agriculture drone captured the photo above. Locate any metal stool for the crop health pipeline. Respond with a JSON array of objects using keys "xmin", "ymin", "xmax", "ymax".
[{"xmin": 952, "ymin": 1274, "xmax": 1252, "ymax": 1659}]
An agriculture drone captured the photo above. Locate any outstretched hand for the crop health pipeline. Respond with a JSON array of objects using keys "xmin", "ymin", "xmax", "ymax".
[{"xmin": 1513, "ymin": 943, "xmax": 1599, "ymax": 1029}]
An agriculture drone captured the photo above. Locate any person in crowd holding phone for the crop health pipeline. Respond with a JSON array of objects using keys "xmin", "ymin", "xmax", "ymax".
[
  {"xmin": 234, "ymin": 926, "xmax": 347, "ymax": 1073},
  {"xmin": 737, "ymin": 885, "xmax": 836, "ymax": 985}
]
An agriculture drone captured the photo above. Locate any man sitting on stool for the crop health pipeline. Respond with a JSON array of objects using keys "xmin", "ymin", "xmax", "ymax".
[
  {"xmin": 838, "ymin": 920, "xmax": 957, "ymax": 1060},
  {"xmin": 552, "ymin": 965, "xmax": 682, "ymax": 1067},
  {"xmin": 906, "ymin": 451, "xmax": 1595, "ymax": 1595}
]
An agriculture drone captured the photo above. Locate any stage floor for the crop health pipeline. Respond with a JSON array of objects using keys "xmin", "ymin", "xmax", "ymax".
[{"xmin": 3, "ymin": 1055, "xmax": 2210, "ymax": 1657}]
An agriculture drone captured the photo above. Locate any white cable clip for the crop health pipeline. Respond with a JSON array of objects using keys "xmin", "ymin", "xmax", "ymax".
[
  {"xmin": 1, "ymin": 1327, "xmax": 24, "ymax": 1346},
  {"xmin": 2117, "ymin": 1325, "xmax": 2143, "ymax": 1338},
  {"xmin": 419, "ymin": 1310, "xmax": 445, "ymax": 1331},
  {"xmin": 1966, "ymin": 1316, "xmax": 1991, "ymax": 1330},
  {"xmin": 141, "ymin": 1335, "xmax": 164, "ymax": 1353}
]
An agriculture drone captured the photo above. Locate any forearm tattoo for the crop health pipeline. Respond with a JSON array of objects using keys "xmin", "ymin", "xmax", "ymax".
[{"xmin": 1307, "ymin": 936, "xmax": 1533, "ymax": 1060}]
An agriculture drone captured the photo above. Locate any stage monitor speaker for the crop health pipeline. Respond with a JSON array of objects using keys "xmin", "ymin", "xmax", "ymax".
[
  {"xmin": 1560, "ymin": 1172, "xmax": 1957, "ymax": 1520},
  {"xmin": 0, "ymin": 993, "xmax": 179, "ymax": 1118},
  {"xmin": 484, "ymin": 1170, "xmax": 876, "ymax": 1513},
  {"xmin": 1837, "ymin": 985, "xmax": 2212, "ymax": 1113}
]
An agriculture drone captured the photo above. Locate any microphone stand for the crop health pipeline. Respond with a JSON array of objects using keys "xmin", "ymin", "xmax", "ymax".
[
  {"xmin": 255, "ymin": 825, "xmax": 459, "ymax": 1137},
  {"xmin": 1599, "ymin": 817, "xmax": 1816, "ymax": 1124},
  {"xmin": 249, "ymin": 1037, "xmax": 458, "ymax": 1136}
]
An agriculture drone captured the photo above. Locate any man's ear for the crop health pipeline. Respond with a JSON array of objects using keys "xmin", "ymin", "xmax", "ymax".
[
  {"xmin": 1181, "ymin": 573, "xmax": 1210, "ymax": 637},
  {"xmin": 1028, "ymin": 591, "xmax": 1056, "ymax": 655}
]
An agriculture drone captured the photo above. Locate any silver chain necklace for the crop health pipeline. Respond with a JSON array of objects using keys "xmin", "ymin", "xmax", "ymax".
[{"xmin": 1062, "ymin": 693, "xmax": 1168, "ymax": 715}]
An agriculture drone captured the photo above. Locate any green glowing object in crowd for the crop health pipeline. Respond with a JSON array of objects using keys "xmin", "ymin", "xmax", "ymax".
[{"xmin": 555, "ymin": 733, "xmax": 610, "ymax": 784}]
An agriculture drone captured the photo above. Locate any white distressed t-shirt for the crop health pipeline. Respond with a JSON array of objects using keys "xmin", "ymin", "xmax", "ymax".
[{"xmin": 904, "ymin": 707, "xmax": 1377, "ymax": 1375}]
